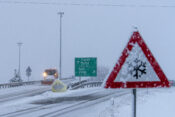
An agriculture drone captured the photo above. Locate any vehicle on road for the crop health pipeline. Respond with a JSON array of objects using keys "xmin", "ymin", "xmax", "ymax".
[{"xmin": 41, "ymin": 69, "xmax": 58, "ymax": 85}]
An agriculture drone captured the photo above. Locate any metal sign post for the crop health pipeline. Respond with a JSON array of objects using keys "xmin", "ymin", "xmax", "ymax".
[
  {"xmin": 133, "ymin": 89, "xmax": 137, "ymax": 117},
  {"xmin": 58, "ymin": 12, "xmax": 64, "ymax": 80},
  {"xmin": 79, "ymin": 77, "xmax": 81, "ymax": 82},
  {"xmin": 26, "ymin": 66, "xmax": 32, "ymax": 81}
]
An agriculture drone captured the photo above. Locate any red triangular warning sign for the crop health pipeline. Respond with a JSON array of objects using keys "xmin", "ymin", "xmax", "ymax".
[{"xmin": 104, "ymin": 31, "xmax": 170, "ymax": 88}]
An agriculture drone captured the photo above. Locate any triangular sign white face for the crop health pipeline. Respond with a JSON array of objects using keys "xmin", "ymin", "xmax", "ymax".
[
  {"xmin": 104, "ymin": 31, "xmax": 169, "ymax": 88},
  {"xmin": 114, "ymin": 43, "xmax": 160, "ymax": 82}
]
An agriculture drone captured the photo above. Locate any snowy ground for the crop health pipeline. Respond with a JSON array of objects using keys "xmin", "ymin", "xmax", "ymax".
[
  {"xmin": 58, "ymin": 87, "xmax": 175, "ymax": 117},
  {"xmin": 0, "ymin": 86, "xmax": 174, "ymax": 117}
]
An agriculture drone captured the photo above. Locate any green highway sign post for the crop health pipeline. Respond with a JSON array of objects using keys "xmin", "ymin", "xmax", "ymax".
[{"xmin": 75, "ymin": 57, "xmax": 97, "ymax": 79}]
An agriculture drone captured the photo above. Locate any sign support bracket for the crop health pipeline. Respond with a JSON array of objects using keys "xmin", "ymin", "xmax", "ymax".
[{"xmin": 79, "ymin": 77, "xmax": 81, "ymax": 82}]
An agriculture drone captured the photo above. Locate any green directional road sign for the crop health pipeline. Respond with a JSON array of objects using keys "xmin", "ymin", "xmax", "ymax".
[{"xmin": 75, "ymin": 57, "xmax": 97, "ymax": 77}]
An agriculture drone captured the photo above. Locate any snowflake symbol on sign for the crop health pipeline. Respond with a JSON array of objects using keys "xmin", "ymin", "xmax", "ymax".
[{"xmin": 127, "ymin": 58, "xmax": 147, "ymax": 79}]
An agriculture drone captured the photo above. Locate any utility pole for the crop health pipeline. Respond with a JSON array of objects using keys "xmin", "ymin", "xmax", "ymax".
[
  {"xmin": 58, "ymin": 12, "xmax": 64, "ymax": 79},
  {"xmin": 17, "ymin": 42, "xmax": 23, "ymax": 79}
]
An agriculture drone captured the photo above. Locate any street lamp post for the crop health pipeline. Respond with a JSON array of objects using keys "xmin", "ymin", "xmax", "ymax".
[
  {"xmin": 17, "ymin": 42, "xmax": 23, "ymax": 79},
  {"xmin": 58, "ymin": 12, "xmax": 64, "ymax": 79}
]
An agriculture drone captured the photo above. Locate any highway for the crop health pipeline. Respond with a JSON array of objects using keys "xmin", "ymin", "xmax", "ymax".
[
  {"xmin": 0, "ymin": 79, "xmax": 74, "ymax": 103},
  {"xmin": 0, "ymin": 87, "xmax": 130, "ymax": 117},
  {"xmin": 0, "ymin": 78, "xmax": 134, "ymax": 117}
]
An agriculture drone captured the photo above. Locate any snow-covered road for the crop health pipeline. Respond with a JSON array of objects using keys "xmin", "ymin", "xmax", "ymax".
[
  {"xmin": 0, "ymin": 86, "xmax": 50, "ymax": 103},
  {"xmin": 0, "ymin": 87, "xmax": 130, "ymax": 117},
  {"xmin": 0, "ymin": 83, "xmax": 174, "ymax": 117},
  {"xmin": 0, "ymin": 79, "xmax": 73, "ymax": 103}
]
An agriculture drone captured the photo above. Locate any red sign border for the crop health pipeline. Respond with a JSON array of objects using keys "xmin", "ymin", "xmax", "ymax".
[{"xmin": 105, "ymin": 31, "xmax": 170, "ymax": 88}]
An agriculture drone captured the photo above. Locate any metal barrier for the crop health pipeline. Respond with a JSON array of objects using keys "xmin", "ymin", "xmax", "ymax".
[
  {"xmin": 70, "ymin": 81, "xmax": 103, "ymax": 90},
  {"xmin": 68, "ymin": 80, "xmax": 87, "ymax": 88},
  {"xmin": 1, "ymin": 80, "xmax": 173, "ymax": 89},
  {"xmin": 0, "ymin": 80, "xmax": 41, "ymax": 89},
  {"xmin": 169, "ymin": 80, "xmax": 175, "ymax": 87},
  {"xmin": 0, "ymin": 77, "xmax": 75, "ymax": 89}
]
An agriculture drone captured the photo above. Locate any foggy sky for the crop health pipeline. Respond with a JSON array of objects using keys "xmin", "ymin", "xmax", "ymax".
[{"xmin": 0, "ymin": 0, "xmax": 175, "ymax": 83}]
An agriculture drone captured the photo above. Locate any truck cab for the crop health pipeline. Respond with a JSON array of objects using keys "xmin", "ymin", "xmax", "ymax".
[{"xmin": 41, "ymin": 69, "xmax": 58, "ymax": 85}]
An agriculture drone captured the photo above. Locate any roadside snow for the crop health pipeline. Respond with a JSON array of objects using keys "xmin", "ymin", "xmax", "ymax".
[
  {"xmin": 59, "ymin": 87, "xmax": 175, "ymax": 117},
  {"xmin": 137, "ymin": 88, "xmax": 175, "ymax": 117}
]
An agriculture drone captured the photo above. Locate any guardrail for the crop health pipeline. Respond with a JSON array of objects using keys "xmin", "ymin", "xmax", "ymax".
[
  {"xmin": 169, "ymin": 80, "xmax": 175, "ymax": 87},
  {"xmin": 69, "ymin": 81, "xmax": 103, "ymax": 90},
  {"xmin": 69, "ymin": 80, "xmax": 175, "ymax": 89},
  {"xmin": 0, "ymin": 77, "xmax": 75, "ymax": 89},
  {"xmin": 0, "ymin": 80, "xmax": 41, "ymax": 89},
  {"xmin": 1, "ymin": 80, "xmax": 174, "ymax": 89}
]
